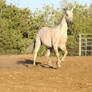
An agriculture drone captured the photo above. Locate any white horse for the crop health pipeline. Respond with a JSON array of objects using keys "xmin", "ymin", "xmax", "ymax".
[{"xmin": 33, "ymin": 8, "xmax": 73, "ymax": 68}]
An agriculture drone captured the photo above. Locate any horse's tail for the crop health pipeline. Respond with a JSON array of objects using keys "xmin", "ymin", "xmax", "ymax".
[{"xmin": 25, "ymin": 41, "xmax": 35, "ymax": 54}]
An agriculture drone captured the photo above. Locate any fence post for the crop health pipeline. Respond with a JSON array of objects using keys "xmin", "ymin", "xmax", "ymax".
[
  {"xmin": 85, "ymin": 38, "xmax": 87, "ymax": 56},
  {"xmin": 79, "ymin": 34, "xmax": 81, "ymax": 56}
]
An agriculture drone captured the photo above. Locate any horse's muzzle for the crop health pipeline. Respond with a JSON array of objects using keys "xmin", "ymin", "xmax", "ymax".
[
  {"xmin": 70, "ymin": 21, "xmax": 73, "ymax": 24},
  {"xmin": 70, "ymin": 20, "xmax": 73, "ymax": 24}
]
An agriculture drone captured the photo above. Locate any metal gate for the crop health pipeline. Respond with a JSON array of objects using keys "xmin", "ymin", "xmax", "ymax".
[{"xmin": 79, "ymin": 34, "xmax": 92, "ymax": 56}]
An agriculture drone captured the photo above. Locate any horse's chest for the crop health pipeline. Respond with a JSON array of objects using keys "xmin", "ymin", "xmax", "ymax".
[{"xmin": 59, "ymin": 33, "xmax": 67, "ymax": 45}]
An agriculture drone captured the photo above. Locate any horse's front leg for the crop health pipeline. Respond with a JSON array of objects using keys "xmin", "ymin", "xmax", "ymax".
[
  {"xmin": 60, "ymin": 45, "xmax": 68, "ymax": 61},
  {"xmin": 53, "ymin": 45, "xmax": 61, "ymax": 68}
]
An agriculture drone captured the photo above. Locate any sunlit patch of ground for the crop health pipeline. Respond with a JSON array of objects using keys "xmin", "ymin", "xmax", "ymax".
[{"xmin": 0, "ymin": 55, "xmax": 92, "ymax": 92}]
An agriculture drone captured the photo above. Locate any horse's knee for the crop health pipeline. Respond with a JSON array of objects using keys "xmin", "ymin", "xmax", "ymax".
[{"xmin": 61, "ymin": 46, "xmax": 67, "ymax": 54}]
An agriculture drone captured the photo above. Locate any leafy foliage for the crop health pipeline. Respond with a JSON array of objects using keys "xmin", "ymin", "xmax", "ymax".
[{"xmin": 0, "ymin": 0, "xmax": 92, "ymax": 55}]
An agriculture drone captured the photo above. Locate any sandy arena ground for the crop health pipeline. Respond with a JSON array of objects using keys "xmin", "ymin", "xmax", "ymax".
[{"xmin": 0, "ymin": 55, "xmax": 92, "ymax": 92}]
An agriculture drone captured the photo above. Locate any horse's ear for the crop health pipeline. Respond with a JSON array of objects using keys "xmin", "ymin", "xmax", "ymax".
[
  {"xmin": 63, "ymin": 8, "xmax": 66, "ymax": 12},
  {"xmin": 63, "ymin": 7, "xmax": 68, "ymax": 12},
  {"xmin": 65, "ymin": 7, "xmax": 68, "ymax": 10}
]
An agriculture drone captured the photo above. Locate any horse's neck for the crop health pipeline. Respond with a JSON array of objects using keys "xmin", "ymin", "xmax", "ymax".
[
  {"xmin": 57, "ymin": 15, "xmax": 68, "ymax": 33},
  {"xmin": 59, "ymin": 16, "xmax": 67, "ymax": 28}
]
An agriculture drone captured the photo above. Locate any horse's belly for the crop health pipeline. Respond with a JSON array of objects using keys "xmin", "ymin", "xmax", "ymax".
[
  {"xmin": 40, "ymin": 36, "xmax": 52, "ymax": 48},
  {"xmin": 38, "ymin": 29, "xmax": 52, "ymax": 47}
]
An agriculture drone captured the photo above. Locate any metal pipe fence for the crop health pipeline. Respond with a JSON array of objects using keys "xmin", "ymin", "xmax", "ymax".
[{"xmin": 79, "ymin": 34, "xmax": 92, "ymax": 56}]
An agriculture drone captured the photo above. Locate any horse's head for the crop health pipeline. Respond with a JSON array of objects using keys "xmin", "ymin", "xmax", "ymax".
[{"xmin": 64, "ymin": 8, "xmax": 73, "ymax": 24}]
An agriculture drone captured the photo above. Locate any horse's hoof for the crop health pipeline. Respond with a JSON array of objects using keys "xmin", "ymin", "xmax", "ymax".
[
  {"xmin": 33, "ymin": 63, "xmax": 36, "ymax": 66},
  {"xmin": 56, "ymin": 62, "xmax": 61, "ymax": 68},
  {"xmin": 61, "ymin": 58, "xmax": 64, "ymax": 61},
  {"xmin": 57, "ymin": 64, "xmax": 61, "ymax": 68}
]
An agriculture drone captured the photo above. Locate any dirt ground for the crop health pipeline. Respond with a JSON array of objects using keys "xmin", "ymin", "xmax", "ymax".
[{"xmin": 0, "ymin": 55, "xmax": 92, "ymax": 92}]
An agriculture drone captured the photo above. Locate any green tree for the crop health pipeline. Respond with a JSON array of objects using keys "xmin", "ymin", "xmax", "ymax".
[{"xmin": 0, "ymin": 0, "xmax": 92, "ymax": 56}]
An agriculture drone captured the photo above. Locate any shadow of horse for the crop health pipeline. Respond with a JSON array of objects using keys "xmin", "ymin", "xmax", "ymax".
[{"xmin": 17, "ymin": 59, "xmax": 56, "ymax": 69}]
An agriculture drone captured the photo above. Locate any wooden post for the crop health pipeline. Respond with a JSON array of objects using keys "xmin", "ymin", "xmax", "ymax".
[{"xmin": 79, "ymin": 34, "xmax": 81, "ymax": 56}]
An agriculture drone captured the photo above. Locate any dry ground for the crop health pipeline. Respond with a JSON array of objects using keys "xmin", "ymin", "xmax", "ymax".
[{"xmin": 0, "ymin": 55, "xmax": 92, "ymax": 92}]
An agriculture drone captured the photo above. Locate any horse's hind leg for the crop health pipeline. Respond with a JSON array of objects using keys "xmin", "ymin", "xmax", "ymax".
[
  {"xmin": 33, "ymin": 36, "xmax": 41, "ymax": 66},
  {"xmin": 45, "ymin": 49, "xmax": 52, "ymax": 66}
]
